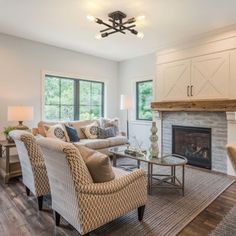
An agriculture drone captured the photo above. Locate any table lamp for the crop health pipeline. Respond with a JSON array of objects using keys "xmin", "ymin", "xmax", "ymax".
[
  {"xmin": 8, "ymin": 106, "xmax": 34, "ymax": 130},
  {"xmin": 120, "ymin": 95, "xmax": 132, "ymax": 139}
]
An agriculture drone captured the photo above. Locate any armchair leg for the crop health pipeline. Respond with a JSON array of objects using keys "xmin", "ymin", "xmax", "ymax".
[
  {"xmin": 37, "ymin": 196, "xmax": 43, "ymax": 211},
  {"xmin": 54, "ymin": 211, "xmax": 61, "ymax": 226},
  {"xmin": 25, "ymin": 186, "xmax": 30, "ymax": 196},
  {"xmin": 138, "ymin": 205, "xmax": 145, "ymax": 221}
]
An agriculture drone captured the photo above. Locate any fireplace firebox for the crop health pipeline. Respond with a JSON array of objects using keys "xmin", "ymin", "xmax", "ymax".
[{"xmin": 172, "ymin": 125, "xmax": 212, "ymax": 169}]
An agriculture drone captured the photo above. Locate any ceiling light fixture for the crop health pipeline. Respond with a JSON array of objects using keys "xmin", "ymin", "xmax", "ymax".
[{"xmin": 87, "ymin": 11, "xmax": 145, "ymax": 39}]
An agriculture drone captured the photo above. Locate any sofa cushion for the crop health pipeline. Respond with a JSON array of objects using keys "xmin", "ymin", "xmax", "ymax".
[
  {"xmin": 68, "ymin": 120, "xmax": 98, "ymax": 139},
  {"xmin": 74, "ymin": 139, "xmax": 110, "ymax": 150},
  {"xmin": 100, "ymin": 117, "xmax": 119, "ymax": 135},
  {"xmin": 65, "ymin": 125, "xmax": 80, "ymax": 142},
  {"xmin": 107, "ymin": 136, "xmax": 128, "ymax": 147},
  {"xmin": 97, "ymin": 127, "xmax": 116, "ymax": 139},
  {"xmin": 38, "ymin": 121, "xmax": 70, "ymax": 141},
  {"xmin": 44, "ymin": 124, "xmax": 68, "ymax": 142},
  {"xmin": 77, "ymin": 145, "xmax": 115, "ymax": 183},
  {"xmin": 81, "ymin": 122, "xmax": 99, "ymax": 139}
]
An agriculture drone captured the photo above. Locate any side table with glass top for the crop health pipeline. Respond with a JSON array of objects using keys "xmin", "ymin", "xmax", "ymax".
[{"xmin": 109, "ymin": 147, "xmax": 187, "ymax": 196}]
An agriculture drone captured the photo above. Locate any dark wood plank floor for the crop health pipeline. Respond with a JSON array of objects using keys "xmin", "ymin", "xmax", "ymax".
[
  {"xmin": 178, "ymin": 181, "xmax": 236, "ymax": 236},
  {"xmin": 0, "ymin": 177, "xmax": 236, "ymax": 236}
]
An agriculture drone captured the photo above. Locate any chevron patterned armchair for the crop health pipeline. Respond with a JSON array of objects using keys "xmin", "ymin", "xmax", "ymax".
[
  {"xmin": 9, "ymin": 130, "xmax": 50, "ymax": 210},
  {"xmin": 37, "ymin": 137, "xmax": 147, "ymax": 236}
]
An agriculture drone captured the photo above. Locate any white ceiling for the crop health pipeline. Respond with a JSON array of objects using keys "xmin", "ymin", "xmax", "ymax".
[{"xmin": 0, "ymin": 0, "xmax": 236, "ymax": 61}]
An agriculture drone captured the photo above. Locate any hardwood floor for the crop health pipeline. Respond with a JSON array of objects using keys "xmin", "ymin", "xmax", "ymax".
[
  {"xmin": 179, "ymin": 181, "xmax": 236, "ymax": 236},
  {"xmin": 0, "ymin": 177, "xmax": 236, "ymax": 236}
]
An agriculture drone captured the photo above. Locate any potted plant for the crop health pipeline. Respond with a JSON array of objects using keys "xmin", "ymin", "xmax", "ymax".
[{"xmin": 3, "ymin": 126, "xmax": 16, "ymax": 143}]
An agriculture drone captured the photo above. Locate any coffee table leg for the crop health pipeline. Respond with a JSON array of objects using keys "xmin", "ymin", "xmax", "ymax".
[
  {"xmin": 173, "ymin": 166, "xmax": 176, "ymax": 184},
  {"xmin": 148, "ymin": 163, "xmax": 152, "ymax": 194},
  {"xmin": 171, "ymin": 166, "xmax": 174, "ymax": 183},
  {"xmin": 182, "ymin": 165, "xmax": 185, "ymax": 196},
  {"xmin": 112, "ymin": 154, "xmax": 117, "ymax": 167},
  {"xmin": 137, "ymin": 160, "xmax": 141, "ymax": 169}
]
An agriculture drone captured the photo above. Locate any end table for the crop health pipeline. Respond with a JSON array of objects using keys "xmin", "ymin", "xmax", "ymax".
[{"xmin": 0, "ymin": 141, "xmax": 22, "ymax": 183}]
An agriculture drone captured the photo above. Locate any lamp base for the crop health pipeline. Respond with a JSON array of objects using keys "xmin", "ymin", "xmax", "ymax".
[{"xmin": 15, "ymin": 121, "xmax": 29, "ymax": 130}]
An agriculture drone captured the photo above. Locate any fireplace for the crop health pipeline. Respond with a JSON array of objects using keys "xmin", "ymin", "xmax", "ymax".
[{"xmin": 172, "ymin": 125, "xmax": 212, "ymax": 169}]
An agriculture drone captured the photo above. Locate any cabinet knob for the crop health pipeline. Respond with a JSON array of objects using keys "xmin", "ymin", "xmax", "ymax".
[
  {"xmin": 191, "ymin": 85, "xmax": 193, "ymax": 96},
  {"xmin": 187, "ymin": 86, "xmax": 190, "ymax": 97}
]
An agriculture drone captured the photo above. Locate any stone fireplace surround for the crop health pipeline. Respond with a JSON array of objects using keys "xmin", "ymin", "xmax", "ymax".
[{"xmin": 154, "ymin": 111, "xmax": 236, "ymax": 176}]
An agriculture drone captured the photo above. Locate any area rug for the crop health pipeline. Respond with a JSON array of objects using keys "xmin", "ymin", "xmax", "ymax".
[
  {"xmin": 210, "ymin": 204, "xmax": 236, "ymax": 236},
  {"xmin": 91, "ymin": 161, "xmax": 235, "ymax": 236}
]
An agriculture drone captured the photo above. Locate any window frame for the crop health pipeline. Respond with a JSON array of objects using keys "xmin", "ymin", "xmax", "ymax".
[
  {"xmin": 43, "ymin": 74, "xmax": 104, "ymax": 121},
  {"xmin": 136, "ymin": 80, "xmax": 153, "ymax": 121}
]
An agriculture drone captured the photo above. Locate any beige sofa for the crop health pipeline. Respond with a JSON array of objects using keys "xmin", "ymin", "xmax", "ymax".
[{"xmin": 36, "ymin": 119, "xmax": 128, "ymax": 155}]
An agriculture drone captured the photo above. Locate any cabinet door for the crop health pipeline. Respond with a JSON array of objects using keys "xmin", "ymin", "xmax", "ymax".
[
  {"xmin": 157, "ymin": 60, "xmax": 191, "ymax": 101},
  {"xmin": 191, "ymin": 52, "xmax": 229, "ymax": 99}
]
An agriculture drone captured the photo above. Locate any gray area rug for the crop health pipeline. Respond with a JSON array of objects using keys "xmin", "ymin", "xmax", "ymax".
[
  {"xmin": 210, "ymin": 204, "xmax": 236, "ymax": 236},
  {"xmin": 91, "ymin": 158, "xmax": 235, "ymax": 236}
]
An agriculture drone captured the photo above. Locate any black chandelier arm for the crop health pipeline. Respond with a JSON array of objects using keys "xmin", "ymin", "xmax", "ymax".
[
  {"xmin": 96, "ymin": 18, "xmax": 125, "ymax": 34},
  {"xmin": 109, "ymin": 19, "xmax": 137, "ymax": 35},
  {"xmin": 100, "ymin": 24, "xmax": 135, "ymax": 33}
]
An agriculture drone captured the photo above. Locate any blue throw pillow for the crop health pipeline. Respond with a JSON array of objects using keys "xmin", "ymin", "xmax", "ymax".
[{"xmin": 65, "ymin": 125, "xmax": 80, "ymax": 142}]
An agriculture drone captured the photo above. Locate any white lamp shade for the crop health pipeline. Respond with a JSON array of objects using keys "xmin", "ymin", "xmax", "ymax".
[
  {"xmin": 8, "ymin": 106, "xmax": 34, "ymax": 121},
  {"xmin": 120, "ymin": 95, "xmax": 132, "ymax": 110}
]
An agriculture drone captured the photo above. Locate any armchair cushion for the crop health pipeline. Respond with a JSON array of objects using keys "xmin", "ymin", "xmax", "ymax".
[
  {"xmin": 77, "ymin": 145, "xmax": 115, "ymax": 183},
  {"xmin": 226, "ymin": 142, "xmax": 236, "ymax": 170}
]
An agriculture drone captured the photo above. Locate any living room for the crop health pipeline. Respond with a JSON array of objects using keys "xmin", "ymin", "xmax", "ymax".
[{"xmin": 1, "ymin": 0, "xmax": 236, "ymax": 235}]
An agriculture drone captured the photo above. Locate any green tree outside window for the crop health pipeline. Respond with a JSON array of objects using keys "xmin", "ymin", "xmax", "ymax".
[
  {"xmin": 136, "ymin": 80, "xmax": 153, "ymax": 120},
  {"xmin": 44, "ymin": 75, "xmax": 104, "ymax": 121}
]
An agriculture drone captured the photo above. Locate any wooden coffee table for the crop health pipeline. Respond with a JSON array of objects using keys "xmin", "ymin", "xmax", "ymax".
[{"xmin": 109, "ymin": 147, "xmax": 187, "ymax": 196}]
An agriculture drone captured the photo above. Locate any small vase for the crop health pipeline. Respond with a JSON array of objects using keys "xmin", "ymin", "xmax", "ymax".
[{"xmin": 149, "ymin": 121, "xmax": 159, "ymax": 158}]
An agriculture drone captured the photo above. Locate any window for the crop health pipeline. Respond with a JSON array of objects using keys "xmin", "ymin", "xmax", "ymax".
[
  {"xmin": 136, "ymin": 80, "xmax": 153, "ymax": 120},
  {"xmin": 44, "ymin": 75, "xmax": 104, "ymax": 121}
]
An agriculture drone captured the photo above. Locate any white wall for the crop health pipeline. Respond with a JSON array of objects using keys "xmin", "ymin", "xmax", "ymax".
[
  {"xmin": 118, "ymin": 53, "xmax": 156, "ymax": 149},
  {"xmin": 0, "ymin": 34, "xmax": 118, "ymax": 138}
]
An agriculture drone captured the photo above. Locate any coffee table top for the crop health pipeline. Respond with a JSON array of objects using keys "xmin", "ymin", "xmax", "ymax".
[{"xmin": 109, "ymin": 146, "xmax": 187, "ymax": 166}]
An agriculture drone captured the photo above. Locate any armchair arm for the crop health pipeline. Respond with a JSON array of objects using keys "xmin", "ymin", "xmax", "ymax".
[{"xmin": 79, "ymin": 169, "xmax": 146, "ymax": 195}]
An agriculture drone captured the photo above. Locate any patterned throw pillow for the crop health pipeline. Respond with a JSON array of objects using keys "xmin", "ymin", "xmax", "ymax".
[
  {"xmin": 81, "ymin": 122, "xmax": 98, "ymax": 139},
  {"xmin": 44, "ymin": 124, "xmax": 67, "ymax": 141},
  {"xmin": 97, "ymin": 127, "xmax": 116, "ymax": 139},
  {"xmin": 100, "ymin": 117, "xmax": 119, "ymax": 135}
]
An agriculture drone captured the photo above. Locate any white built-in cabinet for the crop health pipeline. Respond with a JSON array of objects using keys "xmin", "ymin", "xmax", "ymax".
[{"xmin": 156, "ymin": 51, "xmax": 232, "ymax": 101}]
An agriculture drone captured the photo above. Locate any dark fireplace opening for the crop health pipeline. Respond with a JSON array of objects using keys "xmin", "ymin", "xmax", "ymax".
[{"xmin": 172, "ymin": 125, "xmax": 212, "ymax": 169}]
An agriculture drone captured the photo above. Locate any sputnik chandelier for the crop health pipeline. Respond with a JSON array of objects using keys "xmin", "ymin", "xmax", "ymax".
[{"xmin": 87, "ymin": 11, "xmax": 145, "ymax": 39}]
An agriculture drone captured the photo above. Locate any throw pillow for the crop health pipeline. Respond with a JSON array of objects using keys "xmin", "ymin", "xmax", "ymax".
[
  {"xmin": 97, "ymin": 127, "xmax": 116, "ymax": 139},
  {"xmin": 100, "ymin": 117, "xmax": 119, "ymax": 135},
  {"xmin": 81, "ymin": 122, "xmax": 98, "ymax": 139},
  {"xmin": 65, "ymin": 125, "xmax": 80, "ymax": 142},
  {"xmin": 77, "ymin": 145, "xmax": 115, "ymax": 183},
  {"xmin": 44, "ymin": 124, "xmax": 68, "ymax": 142}
]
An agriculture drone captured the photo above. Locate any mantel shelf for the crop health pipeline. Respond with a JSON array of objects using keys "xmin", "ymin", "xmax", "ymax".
[{"xmin": 151, "ymin": 99, "xmax": 236, "ymax": 112}]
